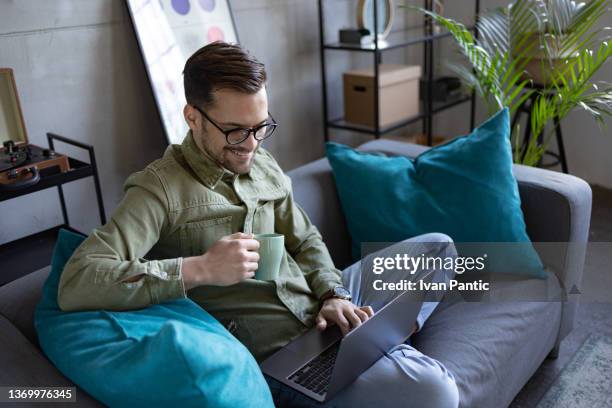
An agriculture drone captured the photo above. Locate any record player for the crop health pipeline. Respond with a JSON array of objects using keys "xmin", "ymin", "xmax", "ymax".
[{"xmin": 0, "ymin": 68, "xmax": 70, "ymax": 191}]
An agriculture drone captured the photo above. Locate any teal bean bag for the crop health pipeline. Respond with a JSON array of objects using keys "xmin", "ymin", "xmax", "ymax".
[{"xmin": 35, "ymin": 229, "xmax": 274, "ymax": 407}]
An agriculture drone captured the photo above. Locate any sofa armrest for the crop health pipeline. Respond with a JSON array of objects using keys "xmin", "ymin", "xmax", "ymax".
[
  {"xmin": 0, "ymin": 315, "xmax": 101, "ymax": 406},
  {"xmin": 0, "ymin": 316, "xmax": 70, "ymax": 386},
  {"xmin": 513, "ymin": 165, "xmax": 592, "ymax": 341},
  {"xmin": 514, "ymin": 165, "xmax": 591, "ymax": 286}
]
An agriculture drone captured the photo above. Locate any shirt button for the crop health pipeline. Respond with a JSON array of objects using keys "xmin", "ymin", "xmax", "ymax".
[{"xmin": 159, "ymin": 271, "xmax": 168, "ymax": 279}]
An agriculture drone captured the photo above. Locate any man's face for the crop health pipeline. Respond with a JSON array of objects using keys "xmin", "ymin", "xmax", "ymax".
[{"xmin": 184, "ymin": 87, "xmax": 269, "ymax": 175}]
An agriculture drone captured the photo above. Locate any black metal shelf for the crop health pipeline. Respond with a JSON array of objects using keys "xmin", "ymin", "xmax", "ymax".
[
  {"xmin": 318, "ymin": 0, "xmax": 481, "ymax": 145},
  {"xmin": 324, "ymin": 25, "xmax": 474, "ymax": 53},
  {"xmin": 328, "ymin": 94, "xmax": 472, "ymax": 135},
  {"xmin": 0, "ymin": 133, "xmax": 106, "ymax": 285}
]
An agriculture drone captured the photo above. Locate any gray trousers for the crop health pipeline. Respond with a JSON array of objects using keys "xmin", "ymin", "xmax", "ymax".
[{"xmin": 266, "ymin": 233, "xmax": 459, "ymax": 408}]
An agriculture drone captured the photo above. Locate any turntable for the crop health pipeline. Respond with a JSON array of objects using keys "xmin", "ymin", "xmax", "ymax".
[{"xmin": 0, "ymin": 68, "xmax": 70, "ymax": 190}]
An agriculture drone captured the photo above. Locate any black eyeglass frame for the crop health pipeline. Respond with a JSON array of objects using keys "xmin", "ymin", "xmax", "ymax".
[{"xmin": 192, "ymin": 105, "xmax": 278, "ymax": 145}]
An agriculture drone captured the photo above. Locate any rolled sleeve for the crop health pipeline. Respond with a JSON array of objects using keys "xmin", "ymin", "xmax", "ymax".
[
  {"xmin": 58, "ymin": 169, "xmax": 187, "ymax": 311},
  {"xmin": 147, "ymin": 258, "xmax": 186, "ymax": 303}
]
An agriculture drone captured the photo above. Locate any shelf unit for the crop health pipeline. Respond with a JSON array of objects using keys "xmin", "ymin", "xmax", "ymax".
[
  {"xmin": 0, "ymin": 133, "xmax": 106, "ymax": 285},
  {"xmin": 318, "ymin": 0, "xmax": 481, "ymax": 145}
]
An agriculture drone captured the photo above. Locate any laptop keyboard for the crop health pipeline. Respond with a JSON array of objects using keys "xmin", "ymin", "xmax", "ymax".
[{"xmin": 287, "ymin": 343, "xmax": 340, "ymax": 396}]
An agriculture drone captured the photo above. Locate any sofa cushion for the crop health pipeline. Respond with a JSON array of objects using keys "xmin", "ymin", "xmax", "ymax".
[
  {"xmin": 35, "ymin": 229, "xmax": 274, "ymax": 408},
  {"xmin": 325, "ymin": 108, "xmax": 545, "ymax": 278},
  {"xmin": 287, "ymin": 158, "xmax": 353, "ymax": 269},
  {"xmin": 414, "ymin": 272, "xmax": 563, "ymax": 408}
]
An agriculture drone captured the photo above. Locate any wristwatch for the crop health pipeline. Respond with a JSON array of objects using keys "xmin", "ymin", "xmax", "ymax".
[{"xmin": 320, "ymin": 286, "xmax": 352, "ymax": 302}]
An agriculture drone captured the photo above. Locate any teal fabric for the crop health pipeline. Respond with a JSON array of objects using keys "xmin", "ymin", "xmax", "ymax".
[
  {"xmin": 34, "ymin": 228, "xmax": 274, "ymax": 408},
  {"xmin": 325, "ymin": 108, "xmax": 545, "ymax": 278}
]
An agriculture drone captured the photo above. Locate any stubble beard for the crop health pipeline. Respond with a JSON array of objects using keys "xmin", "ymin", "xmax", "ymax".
[{"xmin": 201, "ymin": 136, "xmax": 257, "ymax": 175}]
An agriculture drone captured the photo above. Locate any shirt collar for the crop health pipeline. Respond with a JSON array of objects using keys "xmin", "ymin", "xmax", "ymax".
[{"xmin": 181, "ymin": 130, "xmax": 257, "ymax": 188}]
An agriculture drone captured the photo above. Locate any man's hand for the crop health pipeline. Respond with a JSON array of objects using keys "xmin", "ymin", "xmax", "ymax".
[
  {"xmin": 316, "ymin": 298, "xmax": 374, "ymax": 336},
  {"xmin": 181, "ymin": 232, "xmax": 260, "ymax": 290}
]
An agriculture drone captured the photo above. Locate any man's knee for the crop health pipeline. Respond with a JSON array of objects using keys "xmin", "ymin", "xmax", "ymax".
[
  {"xmin": 389, "ymin": 346, "xmax": 459, "ymax": 408},
  {"xmin": 414, "ymin": 362, "xmax": 459, "ymax": 408},
  {"xmin": 415, "ymin": 232, "xmax": 453, "ymax": 245},
  {"xmin": 414, "ymin": 232, "xmax": 457, "ymax": 259},
  {"xmin": 341, "ymin": 346, "xmax": 459, "ymax": 407}
]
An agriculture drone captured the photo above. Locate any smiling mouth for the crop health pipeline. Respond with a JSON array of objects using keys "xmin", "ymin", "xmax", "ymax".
[{"xmin": 228, "ymin": 149, "xmax": 252, "ymax": 159}]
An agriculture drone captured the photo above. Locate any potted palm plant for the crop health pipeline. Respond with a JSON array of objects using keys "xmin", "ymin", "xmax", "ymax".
[{"xmin": 408, "ymin": 0, "xmax": 612, "ymax": 166}]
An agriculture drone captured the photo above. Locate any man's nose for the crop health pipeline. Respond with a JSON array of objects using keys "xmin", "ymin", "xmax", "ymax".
[{"xmin": 243, "ymin": 131, "xmax": 259, "ymax": 151}]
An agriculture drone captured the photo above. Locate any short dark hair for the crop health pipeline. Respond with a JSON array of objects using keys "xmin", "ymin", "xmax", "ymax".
[{"xmin": 183, "ymin": 41, "xmax": 267, "ymax": 108}]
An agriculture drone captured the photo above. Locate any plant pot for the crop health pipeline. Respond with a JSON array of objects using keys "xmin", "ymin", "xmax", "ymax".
[
  {"xmin": 513, "ymin": 32, "xmax": 576, "ymax": 86},
  {"xmin": 523, "ymin": 57, "xmax": 575, "ymax": 86}
]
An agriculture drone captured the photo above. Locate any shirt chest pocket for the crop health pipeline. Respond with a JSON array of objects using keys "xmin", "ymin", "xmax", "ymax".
[
  {"xmin": 179, "ymin": 216, "xmax": 233, "ymax": 257},
  {"xmin": 253, "ymin": 201, "xmax": 275, "ymax": 234}
]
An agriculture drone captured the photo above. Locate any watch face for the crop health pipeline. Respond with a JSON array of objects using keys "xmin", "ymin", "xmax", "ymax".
[{"xmin": 334, "ymin": 286, "xmax": 351, "ymax": 298}]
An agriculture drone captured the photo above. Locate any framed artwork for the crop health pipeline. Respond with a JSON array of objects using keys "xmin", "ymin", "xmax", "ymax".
[
  {"xmin": 126, "ymin": 0, "xmax": 239, "ymax": 145},
  {"xmin": 0, "ymin": 68, "xmax": 28, "ymax": 146}
]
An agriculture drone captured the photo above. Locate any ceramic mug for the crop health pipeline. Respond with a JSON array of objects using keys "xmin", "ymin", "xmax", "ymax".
[{"xmin": 254, "ymin": 233, "xmax": 284, "ymax": 281}]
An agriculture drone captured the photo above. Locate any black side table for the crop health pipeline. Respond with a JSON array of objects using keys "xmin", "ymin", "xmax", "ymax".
[
  {"xmin": 0, "ymin": 133, "xmax": 106, "ymax": 285},
  {"xmin": 511, "ymin": 89, "xmax": 569, "ymax": 174}
]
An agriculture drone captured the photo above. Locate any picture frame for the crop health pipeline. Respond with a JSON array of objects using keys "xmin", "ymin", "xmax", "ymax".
[
  {"xmin": 126, "ymin": 0, "xmax": 239, "ymax": 145},
  {"xmin": 0, "ymin": 68, "xmax": 28, "ymax": 146}
]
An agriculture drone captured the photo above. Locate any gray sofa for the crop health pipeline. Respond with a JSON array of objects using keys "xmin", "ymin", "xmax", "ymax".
[{"xmin": 0, "ymin": 139, "xmax": 591, "ymax": 407}]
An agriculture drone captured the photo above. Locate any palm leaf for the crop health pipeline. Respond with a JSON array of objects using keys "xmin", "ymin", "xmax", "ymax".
[
  {"xmin": 553, "ymin": 40, "xmax": 612, "ymax": 117},
  {"xmin": 558, "ymin": 0, "xmax": 609, "ymax": 56},
  {"xmin": 415, "ymin": 8, "xmax": 506, "ymax": 109}
]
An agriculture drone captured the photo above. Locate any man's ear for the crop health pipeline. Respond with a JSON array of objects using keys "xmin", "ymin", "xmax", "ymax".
[{"xmin": 183, "ymin": 104, "xmax": 199, "ymax": 131}]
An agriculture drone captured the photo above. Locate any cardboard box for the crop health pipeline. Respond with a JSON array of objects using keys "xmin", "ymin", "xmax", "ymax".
[{"xmin": 343, "ymin": 64, "xmax": 421, "ymax": 128}]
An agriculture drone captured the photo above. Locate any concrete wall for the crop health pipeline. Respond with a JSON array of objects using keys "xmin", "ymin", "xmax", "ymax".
[
  {"xmin": 0, "ymin": 0, "xmax": 610, "ymax": 244},
  {"xmin": 0, "ymin": 1, "xmax": 167, "ymax": 244}
]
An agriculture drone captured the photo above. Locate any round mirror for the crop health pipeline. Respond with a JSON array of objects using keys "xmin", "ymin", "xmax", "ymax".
[{"xmin": 357, "ymin": 0, "xmax": 395, "ymax": 41}]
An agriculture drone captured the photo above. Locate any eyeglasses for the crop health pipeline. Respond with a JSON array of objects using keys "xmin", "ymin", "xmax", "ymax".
[{"xmin": 193, "ymin": 105, "xmax": 278, "ymax": 145}]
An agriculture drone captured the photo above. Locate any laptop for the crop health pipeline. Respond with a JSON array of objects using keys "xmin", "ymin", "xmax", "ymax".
[{"xmin": 260, "ymin": 287, "xmax": 427, "ymax": 402}]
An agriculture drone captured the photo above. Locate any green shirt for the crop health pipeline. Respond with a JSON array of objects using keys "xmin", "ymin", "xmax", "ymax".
[{"xmin": 58, "ymin": 132, "xmax": 343, "ymax": 361}]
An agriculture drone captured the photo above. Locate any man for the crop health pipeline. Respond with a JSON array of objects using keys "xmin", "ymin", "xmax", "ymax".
[{"xmin": 59, "ymin": 42, "xmax": 458, "ymax": 407}]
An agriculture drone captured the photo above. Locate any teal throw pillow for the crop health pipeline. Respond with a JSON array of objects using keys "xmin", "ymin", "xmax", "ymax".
[
  {"xmin": 325, "ymin": 108, "xmax": 545, "ymax": 278},
  {"xmin": 35, "ymin": 228, "xmax": 274, "ymax": 407}
]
